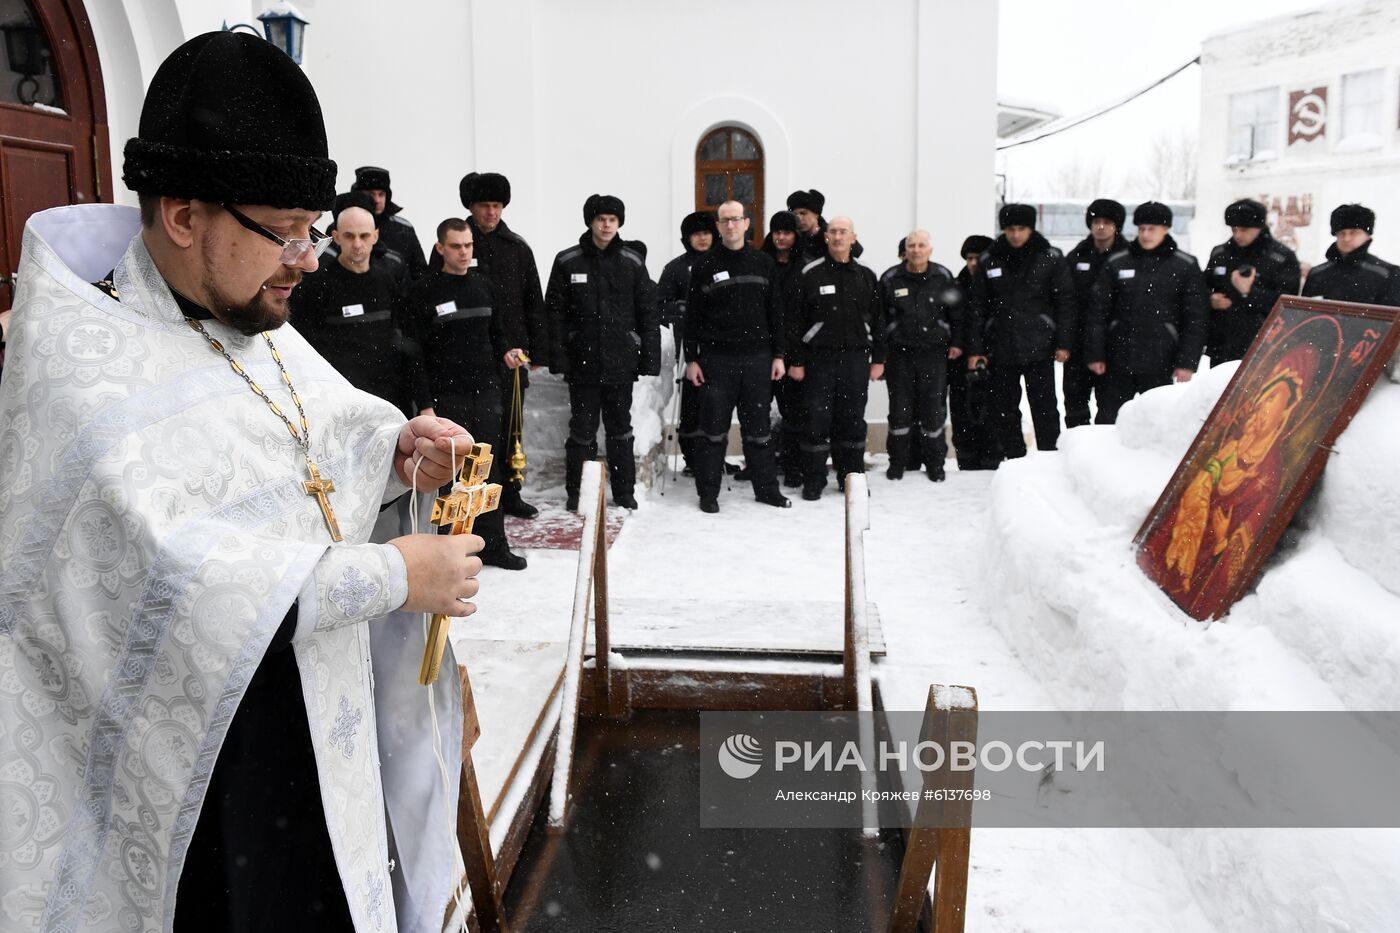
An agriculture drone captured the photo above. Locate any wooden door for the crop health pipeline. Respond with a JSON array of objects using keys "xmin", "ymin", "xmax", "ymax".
[
  {"xmin": 694, "ymin": 126, "xmax": 764, "ymax": 250},
  {"xmin": 0, "ymin": 0, "xmax": 110, "ymax": 314}
]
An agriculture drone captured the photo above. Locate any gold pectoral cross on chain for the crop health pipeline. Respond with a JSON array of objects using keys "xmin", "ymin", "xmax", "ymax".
[
  {"xmin": 303, "ymin": 461, "xmax": 344, "ymax": 542},
  {"xmin": 419, "ymin": 443, "xmax": 501, "ymax": 685}
]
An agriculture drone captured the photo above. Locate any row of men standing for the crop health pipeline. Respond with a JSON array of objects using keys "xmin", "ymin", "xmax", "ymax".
[
  {"xmin": 297, "ymin": 166, "xmax": 1400, "ymax": 541},
  {"xmin": 962, "ymin": 197, "xmax": 1400, "ymax": 465}
]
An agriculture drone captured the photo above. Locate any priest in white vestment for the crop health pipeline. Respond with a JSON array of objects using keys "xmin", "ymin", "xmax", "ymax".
[{"xmin": 0, "ymin": 31, "xmax": 483, "ymax": 933}]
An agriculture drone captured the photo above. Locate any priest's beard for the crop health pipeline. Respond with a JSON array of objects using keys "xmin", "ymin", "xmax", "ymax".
[{"xmin": 199, "ymin": 246, "xmax": 302, "ymax": 335}]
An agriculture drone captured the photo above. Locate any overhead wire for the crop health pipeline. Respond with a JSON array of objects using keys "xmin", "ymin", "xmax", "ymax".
[{"xmin": 997, "ymin": 57, "xmax": 1201, "ymax": 150}]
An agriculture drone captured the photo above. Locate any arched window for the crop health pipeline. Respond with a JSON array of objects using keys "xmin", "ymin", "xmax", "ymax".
[{"xmin": 695, "ymin": 126, "xmax": 764, "ymax": 249}]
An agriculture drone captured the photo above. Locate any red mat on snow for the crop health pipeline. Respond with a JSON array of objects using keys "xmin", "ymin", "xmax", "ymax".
[{"xmin": 504, "ymin": 499, "xmax": 628, "ymax": 551}]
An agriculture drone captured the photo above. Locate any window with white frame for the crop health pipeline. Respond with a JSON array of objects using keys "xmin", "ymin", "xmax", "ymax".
[
  {"xmin": 1227, "ymin": 87, "xmax": 1280, "ymax": 162},
  {"xmin": 1338, "ymin": 69, "xmax": 1384, "ymax": 147}
]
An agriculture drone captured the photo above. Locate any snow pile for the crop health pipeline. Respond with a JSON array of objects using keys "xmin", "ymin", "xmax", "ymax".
[{"xmin": 981, "ymin": 365, "xmax": 1400, "ymax": 930}]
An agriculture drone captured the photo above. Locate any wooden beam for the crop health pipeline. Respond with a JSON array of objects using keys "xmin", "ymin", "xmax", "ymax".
[{"xmin": 889, "ymin": 685, "xmax": 978, "ymax": 933}]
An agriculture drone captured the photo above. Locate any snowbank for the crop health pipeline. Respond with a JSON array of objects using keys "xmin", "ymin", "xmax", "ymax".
[{"xmin": 981, "ymin": 365, "xmax": 1400, "ymax": 930}]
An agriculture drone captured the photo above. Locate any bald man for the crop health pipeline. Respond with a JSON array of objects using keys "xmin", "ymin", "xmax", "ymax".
[
  {"xmin": 878, "ymin": 229, "xmax": 963, "ymax": 481},
  {"xmin": 291, "ymin": 204, "xmax": 432, "ymax": 416},
  {"xmin": 785, "ymin": 215, "xmax": 886, "ymax": 499}
]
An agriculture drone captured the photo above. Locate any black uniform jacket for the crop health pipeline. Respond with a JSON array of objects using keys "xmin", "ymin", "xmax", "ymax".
[
  {"xmin": 1204, "ymin": 230, "xmax": 1301, "ymax": 361},
  {"xmin": 401, "ymin": 269, "xmax": 508, "ymax": 400},
  {"xmin": 1066, "ymin": 234, "xmax": 1129, "ymax": 355},
  {"xmin": 1085, "ymin": 235, "xmax": 1208, "ymax": 375},
  {"xmin": 878, "ymin": 261, "xmax": 964, "ymax": 352},
  {"xmin": 966, "ymin": 232, "xmax": 1076, "ymax": 363},
  {"xmin": 291, "ymin": 261, "xmax": 429, "ymax": 414},
  {"xmin": 784, "ymin": 254, "xmax": 886, "ymax": 368},
  {"xmin": 1301, "ymin": 241, "xmax": 1400, "ymax": 307},
  {"xmin": 684, "ymin": 244, "xmax": 782, "ymax": 360},
  {"xmin": 545, "ymin": 232, "xmax": 661, "ymax": 384}
]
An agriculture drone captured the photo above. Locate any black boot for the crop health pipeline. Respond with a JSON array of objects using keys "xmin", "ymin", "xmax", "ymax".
[
  {"xmin": 755, "ymin": 487, "xmax": 792, "ymax": 508},
  {"xmin": 606, "ymin": 434, "xmax": 637, "ymax": 510},
  {"xmin": 481, "ymin": 546, "xmax": 528, "ymax": 570},
  {"xmin": 699, "ymin": 497, "xmax": 719, "ymax": 513},
  {"xmin": 886, "ymin": 431, "xmax": 909, "ymax": 481},
  {"xmin": 501, "ymin": 484, "xmax": 539, "ymax": 519},
  {"xmin": 564, "ymin": 441, "xmax": 592, "ymax": 514}
]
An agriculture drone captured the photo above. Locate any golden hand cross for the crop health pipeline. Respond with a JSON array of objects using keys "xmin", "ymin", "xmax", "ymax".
[{"xmin": 419, "ymin": 443, "xmax": 502, "ymax": 685}]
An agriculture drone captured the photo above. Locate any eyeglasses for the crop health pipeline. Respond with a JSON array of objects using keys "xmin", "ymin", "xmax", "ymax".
[
  {"xmin": 222, "ymin": 203, "xmax": 331, "ymax": 265},
  {"xmin": 717, "ymin": 217, "xmax": 748, "ymax": 225}
]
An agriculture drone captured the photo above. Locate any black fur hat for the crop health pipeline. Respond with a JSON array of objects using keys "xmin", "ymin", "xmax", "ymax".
[
  {"xmin": 1224, "ymin": 199, "xmax": 1268, "ymax": 229},
  {"xmin": 786, "ymin": 189, "xmax": 825, "ymax": 215},
  {"xmin": 960, "ymin": 235, "xmax": 993, "ymax": 257},
  {"xmin": 680, "ymin": 210, "xmax": 718, "ymax": 242},
  {"xmin": 1085, "ymin": 198, "xmax": 1126, "ymax": 230},
  {"xmin": 122, "ymin": 31, "xmax": 336, "ymax": 210},
  {"xmin": 998, "ymin": 203, "xmax": 1037, "ymax": 229},
  {"xmin": 768, "ymin": 210, "xmax": 799, "ymax": 233},
  {"xmin": 1330, "ymin": 203, "xmax": 1375, "ymax": 235},
  {"xmin": 1132, "ymin": 201, "xmax": 1173, "ymax": 227},
  {"xmin": 351, "ymin": 166, "xmax": 392, "ymax": 198},
  {"xmin": 584, "ymin": 193, "xmax": 625, "ymax": 227},
  {"xmin": 460, "ymin": 171, "xmax": 511, "ymax": 208}
]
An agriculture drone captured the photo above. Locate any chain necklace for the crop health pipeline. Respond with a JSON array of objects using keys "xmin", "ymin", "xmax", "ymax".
[{"xmin": 187, "ymin": 318, "xmax": 343, "ymax": 541}]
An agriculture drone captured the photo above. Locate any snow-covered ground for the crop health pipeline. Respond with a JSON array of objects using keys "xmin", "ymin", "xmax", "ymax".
[{"xmin": 458, "ymin": 362, "xmax": 1399, "ymax": 931}]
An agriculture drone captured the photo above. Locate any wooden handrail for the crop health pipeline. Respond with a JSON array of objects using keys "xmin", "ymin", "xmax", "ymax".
[
  {"xmin": 889, "ymin": 684, "xmax": 978, "ymax": 933},
  {"xmin": 548, "ymin": 461, "xmax": 608, "ymax": 830},
  {"xmin": 843, "ymin": 474, "xmax": 878, "ymax": 835}
]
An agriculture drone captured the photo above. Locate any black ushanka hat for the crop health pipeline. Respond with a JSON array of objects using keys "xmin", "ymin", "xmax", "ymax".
[
  {"xmin": 1224, "ymin": 199, "xmax": 1268, "ymax": 228},
  {"xmin": 460, "ymin": 172, "xmax": 512, "ymax": 208},
  {"xmin": 1330, "ymin": 203, "xmax": 1375, "ymax": 235},
  {"xmin": 122, "ymin": 31, "xmax": 337, "ymax": 211}
]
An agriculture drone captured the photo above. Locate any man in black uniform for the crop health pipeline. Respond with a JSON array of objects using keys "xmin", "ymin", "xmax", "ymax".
[
  {"xmin": 786, "ymin": 216, "xmax": 886, "ymax": 500},
  {"xmin": 1301, "ymin": 204, "xmax": 1400, "ymax": 306},
  {"xmin": 950, "ymin": 235, "xmax": 998, "ymax": 470},
  {"xmin": 352, "ymin": 165, "xmax": 428, "ymax": 283},
  {"xmin": 966, "ymin": 204, "xmax": 1074, "ymax": 459},
  {"xmin": 763, "ymin": 210, "xmax": 806, "ymax": 486},
  {"xmin": 459, "ymin": 171, "xmax": 548, "ymax": 519},
  {"xmin": 1204, "ymin": 198, "xmax": 1302, "ymax": 364},
  {"xmin": 546, "ymin": 194, "xmax": 660, "ymax": 511},
  {"xmin": 1064, "ymin": 199, "xmax": 1127, "ymax": 427},
  {"xmin": 292, "ymin": 203, "xmax": 429, "ymax": 416},
  {"xmin": 657, "ymin": 210, "xmax": 717, "ymax": 475},
  {"xmin": 684, "ymin": 200, "xmax": 791, "ymax": 512},
  {"xmin": 878, "ymin": 229, "xmax": 963, "ymax": 481},
  {"xmin": 321, "ymin": 190, "xmax": 412, "ymax": 286},
  {"xmin": 1085, "ymin": 201, "xmax": 1208, "ymax": 424},
  {"xmin": 403, "ymin": 218, "xmax": 528, "ymax": 569},
  {"xmin": 786, "ymin": 188, "xmax": 827, "ymax": 261}
]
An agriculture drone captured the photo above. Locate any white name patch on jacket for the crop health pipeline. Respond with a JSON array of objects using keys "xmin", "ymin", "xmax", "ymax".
[
  {"xmin": 894, "ymin": 287, "xmax": 909, "ymax": 298},
  {"xmin": 713, "ymin": 270, "xmax": 730, "ymax": 283},
  {"xmin": 436, "ymin": 300, "xmax": 457, "ymax": 316},
  {"xmin": 1215, "ymin": 266, "xmax": 1227, "ymax": 275},
  {"xmin": 819, "ymin": 284, "xmax": 836, "ymax": 295},
  {"xmin": 1118, "ymin": 269, "xmax": 1136, "ymax": 279},
  {"xmin": 341, "ymin": 304, "xmax": 364, "ymax": 318},
  {"xmin": 987, "ymin": 268, "xmax": 1003, "ymax": 278},
  {"xmin": 571, "ymin": 273, "xmax": 588, "ymax": 284},
  {"xmin": 1076, "ymin": 262, "xmax": 1091, "ymax": 271}
]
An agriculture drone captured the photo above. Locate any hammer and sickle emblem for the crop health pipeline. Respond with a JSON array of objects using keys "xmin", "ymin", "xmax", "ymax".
[{"xmin": 1291, "ymin": 92, "xmax": 1326, "ymax": 138}]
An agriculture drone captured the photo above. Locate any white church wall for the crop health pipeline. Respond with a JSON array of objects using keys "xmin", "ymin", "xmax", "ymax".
[{"xmin": 91, "ymin": 0, "xmax": 997, "ymax": 482}]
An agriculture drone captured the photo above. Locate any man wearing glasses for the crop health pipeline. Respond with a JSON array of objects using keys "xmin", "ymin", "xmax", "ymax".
[
  {"xmin": 1, "ymin": 31, "xmax": 479, "ymax": 932},
  {"xmin": 683, "ymin": 200, "xmax": 790, "ymax": 512}
]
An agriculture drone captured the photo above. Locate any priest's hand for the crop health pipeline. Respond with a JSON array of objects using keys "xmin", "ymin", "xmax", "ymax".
[
  {"xmin": 390, "ymin": 533, "xmax": 484, "ymax": 616},
  {"xmin": 395, "ymin": 415, "xmax": 474, "ymax": 490}
]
